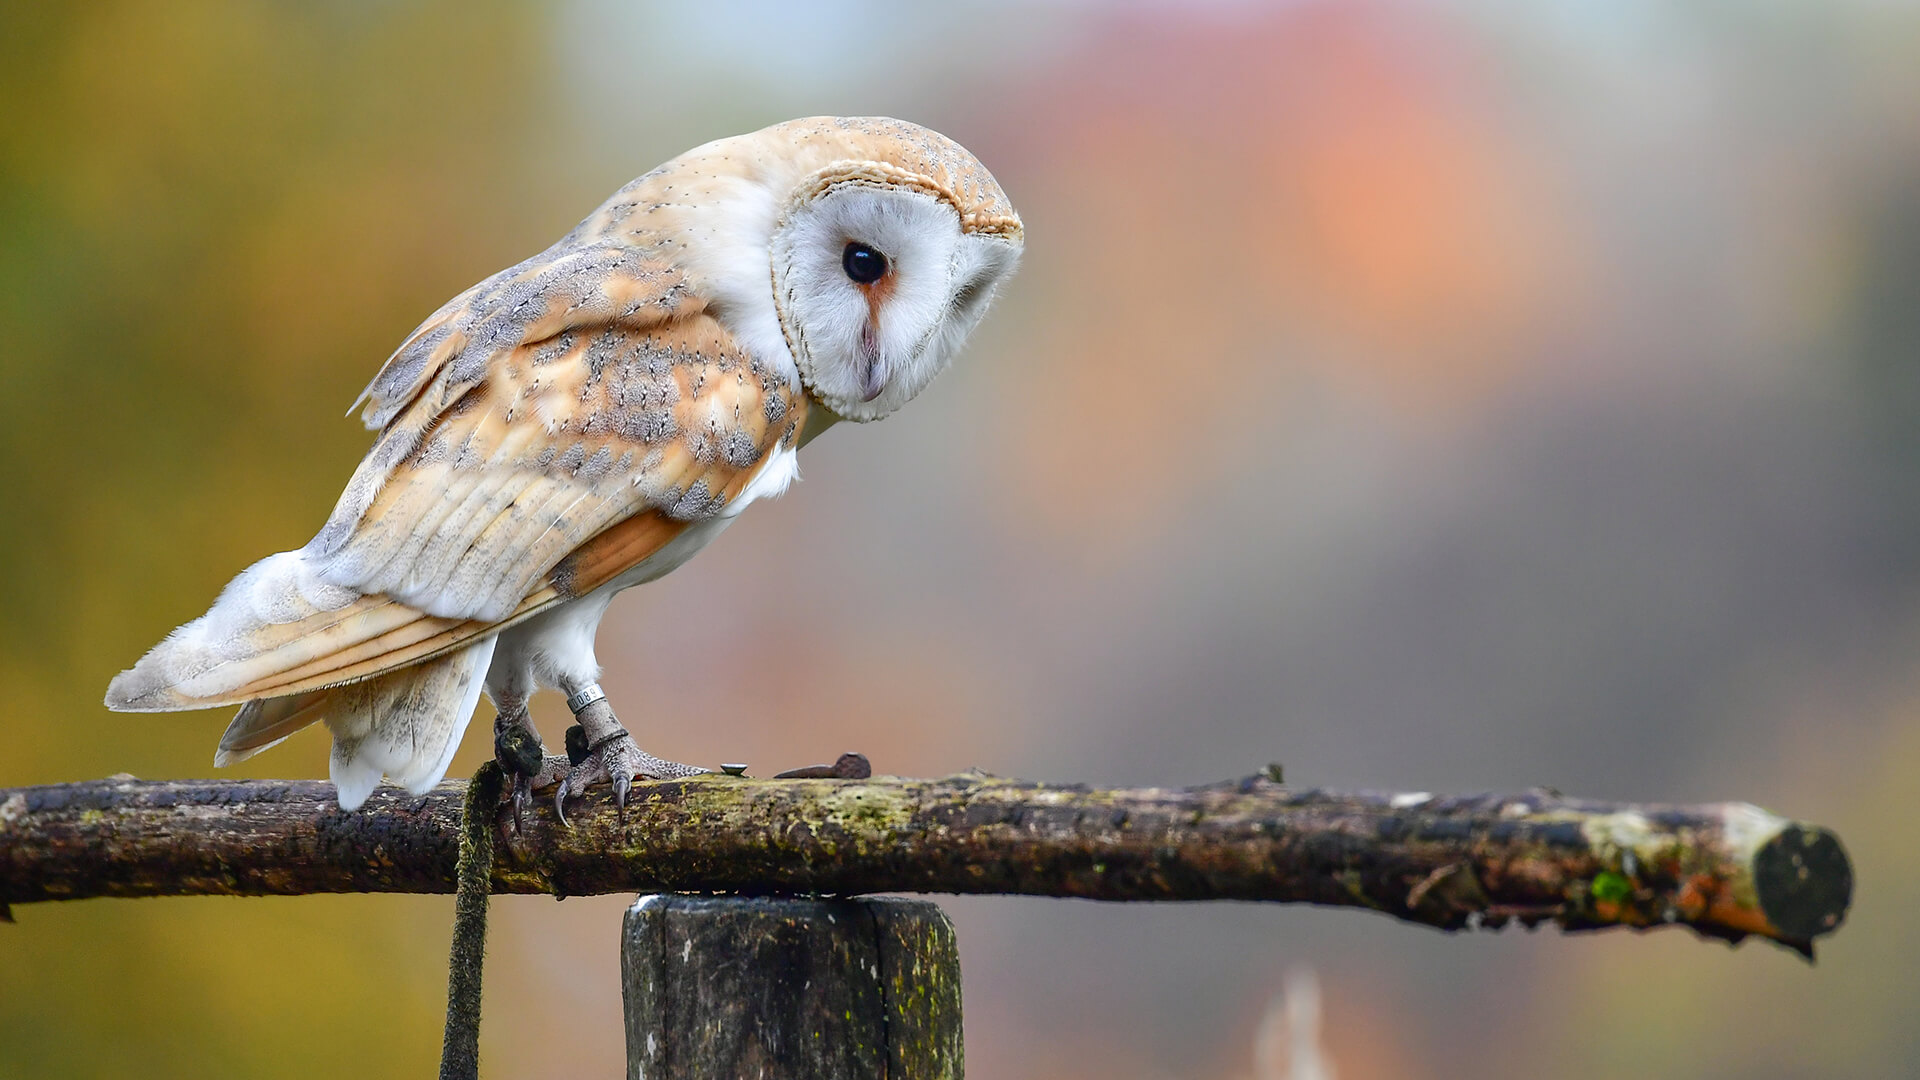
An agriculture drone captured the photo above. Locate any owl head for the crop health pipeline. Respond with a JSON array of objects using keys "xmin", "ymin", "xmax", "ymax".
[
  {"xmin": 603, "ymin": 118, "xmax": 1024, "ymax": 424},
  {"xmin": 767, "ymin": 144, "xmax": 1024, "ymax": 422}
]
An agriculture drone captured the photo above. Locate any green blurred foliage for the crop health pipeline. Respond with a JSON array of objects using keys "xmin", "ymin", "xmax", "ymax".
[
  {"xmin": 0, "ymin": 1, "xmax": 549, "ymax": 774},
  {"xmin": 0, "ymin": 3, "xmax": 549, "ymax": 1074}
]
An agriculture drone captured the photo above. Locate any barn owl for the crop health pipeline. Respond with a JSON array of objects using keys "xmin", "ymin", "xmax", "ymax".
[{"xmin": 104, "ymin": 117, "xmax": 1023, "ymax": 819}]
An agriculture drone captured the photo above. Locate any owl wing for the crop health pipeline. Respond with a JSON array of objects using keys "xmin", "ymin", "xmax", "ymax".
[{"xmin": 107, "ymin": 240, "xmax": 806, "ymax": 711}]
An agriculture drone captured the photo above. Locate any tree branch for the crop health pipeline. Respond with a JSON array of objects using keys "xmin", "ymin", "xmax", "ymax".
[{"xmin": 0, "ymin": 772, "xmax": 1850, "ymax": 956}]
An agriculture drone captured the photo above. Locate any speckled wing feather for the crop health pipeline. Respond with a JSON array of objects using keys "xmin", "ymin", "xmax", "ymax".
[{"xmin": 106, "ymin": 241, "xmax": 805, "ymax": 712}]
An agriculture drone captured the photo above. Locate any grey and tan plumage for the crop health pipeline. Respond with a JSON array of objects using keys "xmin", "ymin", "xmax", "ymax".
[{"xmin": 105, "ymin": 117, "xmax": 1023, "ymax": 816}]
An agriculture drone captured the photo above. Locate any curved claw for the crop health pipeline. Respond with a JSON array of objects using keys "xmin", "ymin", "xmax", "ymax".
[
  {"xmin": 544, "ymin": 727, "xmax": 703, "ymax": 827},
  {"xmin": 510, "ymin": 779, "xmax": 532, "ymax": 834}
]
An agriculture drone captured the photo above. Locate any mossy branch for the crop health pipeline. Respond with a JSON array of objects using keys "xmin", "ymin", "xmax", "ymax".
[{"xmin": 0, "ymin": 772, "xmax": 1850, "ymax": 956}]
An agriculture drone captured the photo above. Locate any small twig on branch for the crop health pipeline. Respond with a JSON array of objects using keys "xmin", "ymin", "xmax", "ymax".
[{"xmin": 0, "ymin": 772, "xmax": 1850, "ymax": 956}]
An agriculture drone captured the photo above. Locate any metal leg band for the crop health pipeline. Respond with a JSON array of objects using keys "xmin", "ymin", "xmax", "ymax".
[{"xmin": 565, "ymin": 683, "xmax": 607, "ymax": 715}]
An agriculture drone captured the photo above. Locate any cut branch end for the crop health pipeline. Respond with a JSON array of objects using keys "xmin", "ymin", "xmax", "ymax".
[{"xmin": 0, "ymin": 772, "xmax": 1851, "ymax": 957}]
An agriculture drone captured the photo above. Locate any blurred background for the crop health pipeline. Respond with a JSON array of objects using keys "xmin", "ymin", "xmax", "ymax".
[{"xmin": 4, "ymin": 1, "xmax": 1918, "ymax": 1076}]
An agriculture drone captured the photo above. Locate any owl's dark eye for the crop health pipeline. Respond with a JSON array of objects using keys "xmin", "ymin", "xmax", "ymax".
[{"xmin": 842, "ymin": 242, "xmax": 889, "ymax": 285}]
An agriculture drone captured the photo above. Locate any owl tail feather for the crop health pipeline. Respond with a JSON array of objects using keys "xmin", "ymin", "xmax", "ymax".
[
  {"xmin": 214, "ymin": 636, "xmax": 497, "ymax": 810},
  {"xmin": 103, "ymin": 548, "xmax": 424, "ymax": 712}
]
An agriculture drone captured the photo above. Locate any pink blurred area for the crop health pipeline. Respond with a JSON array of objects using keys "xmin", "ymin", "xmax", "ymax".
[{"xmin": 4, "ymin": 2, "xmax": 1919, "ymax": 1077}]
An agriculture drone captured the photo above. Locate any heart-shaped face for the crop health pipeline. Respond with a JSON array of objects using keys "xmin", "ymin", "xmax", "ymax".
[{"xmin": 771, "ymin": 162, "xmax": 1023, "ymax": 422}]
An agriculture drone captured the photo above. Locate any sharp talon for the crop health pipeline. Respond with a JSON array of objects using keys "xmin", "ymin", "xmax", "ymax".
[
  {"xmin": 614, "ymin": 773, "xmax": 631, "ymax": 809},
  {"xmin": 555, "ymin": 779, "xmax": 572, "ymax": 827},
  {"xmin": 515, "ymin": 777, "xmax": 537, "ymax": 833}
]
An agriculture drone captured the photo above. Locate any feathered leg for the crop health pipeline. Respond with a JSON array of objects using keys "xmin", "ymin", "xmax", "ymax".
[
  {"xmin": 211, "ymin": 639, "xmax": 497, "ymax": 810},
  {"xmin": 324, "ymin": 637, "xmax": 497, "ymax": 810},
  {"xmin": 489, "ymin": 691, "xmax": 545, "ymax": 829}
]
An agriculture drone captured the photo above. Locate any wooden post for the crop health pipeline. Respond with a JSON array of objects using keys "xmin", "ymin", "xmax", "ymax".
[{"xmin": 621, "ymin": 895, "xmax": 963, "ymax": 1080}]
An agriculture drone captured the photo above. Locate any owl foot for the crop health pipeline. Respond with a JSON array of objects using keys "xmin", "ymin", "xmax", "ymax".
[
  {"xmin": 493, "ymin": 701, "xmax": 547, "ymax": 832},
  {"xmin": 552, "ymin": 692, "xmax": 708, "ymax": 826}
]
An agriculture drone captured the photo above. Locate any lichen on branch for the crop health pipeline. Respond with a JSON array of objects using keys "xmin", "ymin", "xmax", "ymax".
[{"xmin": 0, "ymin": 773, "xmax": 1850, "ymax": 956}]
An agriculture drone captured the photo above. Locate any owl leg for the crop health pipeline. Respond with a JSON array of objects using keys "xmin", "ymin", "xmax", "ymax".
[
  {"xmin": 490, "ymin": 693, "xmax": 546, "ymax": 831},
  {"xmin": 552, "ymin": 682, "xmax": 709, "ymax": 826}
]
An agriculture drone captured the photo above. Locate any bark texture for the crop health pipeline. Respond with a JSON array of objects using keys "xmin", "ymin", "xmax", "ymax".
[
  {"xmin": 621, "ymin": 896, "xmax": 962, "ymax": 1079},
  {"xmin": 0, "ymin": 772, "xmax": 1851, "ymax": 955}
]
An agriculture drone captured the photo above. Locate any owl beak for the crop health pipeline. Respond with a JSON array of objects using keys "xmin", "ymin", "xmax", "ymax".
[
  {"xmin": 859, "ymin": 356, "xmax": 888, "ymax": 401},
  {"xmin": 858, "ymin": 325, "xmax": 888, "ymax": 401}
]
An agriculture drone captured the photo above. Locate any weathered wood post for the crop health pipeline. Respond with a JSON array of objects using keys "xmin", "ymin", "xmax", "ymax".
[{"xmin": 621, "ymin": 895, "xmax": 963, "ymax": 1079}]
